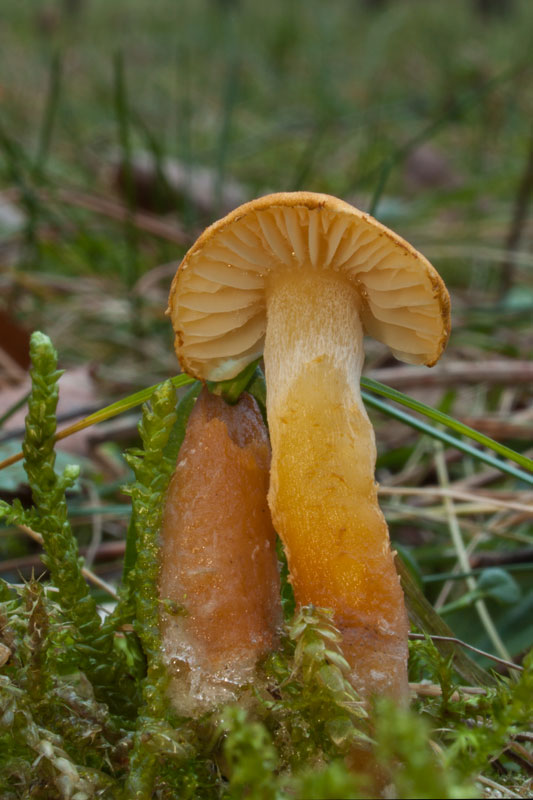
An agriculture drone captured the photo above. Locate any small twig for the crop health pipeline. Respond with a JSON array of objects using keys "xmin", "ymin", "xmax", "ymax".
[
  {"xmin": 413, "ymin": 502, "xmax": 527, "ymax": 517},
  {"xmin": 451, "ymin": 465, "xmax": 529, "ymax": 492},
  {"xmin": 0, "ymin": 540, "xmax": 126, "ymax": 574},
  {"xmin": 7, "ymin": 185, "xmax": 193, "ymax": 246},
  {"xmin": 409, "ymin": 682, "xmax": 487, "ymax": 700},
  {"xmin": 379, "ymin": 485, "xmax": 533, "ymax": 515},
  {"xmin": 457, "ymin": 416, "xmax": 533, "ymax": 441},
  {"xmin": 0, "ymin": 264, "xmax": 107, "ymax": 295},
  {"xmin": 386, "ymin": 508, "xmax": 495, "ymax": 527},
  {"xmin": 132, "ymin": 261, "xmax": 179, "ymax": 295},
  {"xmin": 386, "ymin": 501, "xmax": 530, "ymax": 523},
  {"xmin": 369, "ymin": 359, "xmax": 533, "ymax": 389},
  {"xmin": 408, "ymin": 633, "xmax": 523, "ymax": 673},
  {"xmin": 476, "ymin": 774, "xmax": 523, "ymax": 799},
  {"xmin": 55, "ymin": 188, "xmax": 192, "ymax": 246},
  {"xmin": 514, "ymin": 732, "xmax": 533, "ymax": 744},
  {"xmin": 16, "ymin": 523, "xmax": 118, "ymax": 599},
  {"xmin": 506, "ymin": 741, "xmax": 533, "ymax": 774}
]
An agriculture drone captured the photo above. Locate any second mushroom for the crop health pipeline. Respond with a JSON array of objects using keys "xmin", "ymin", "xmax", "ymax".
[{"xmin": 168, "ymin": 192, "xmax": 450, "ymax": 702}]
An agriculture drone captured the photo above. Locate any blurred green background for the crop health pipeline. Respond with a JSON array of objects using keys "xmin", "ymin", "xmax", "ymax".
[{"xmin": 1, "ymin": 1, "xmax": 532, "ymax": 372}]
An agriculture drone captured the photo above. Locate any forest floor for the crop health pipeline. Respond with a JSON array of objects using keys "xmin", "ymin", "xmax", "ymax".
[{"xmin": 0, "ymin": 1, "xmax": 532, "ymax": 797}]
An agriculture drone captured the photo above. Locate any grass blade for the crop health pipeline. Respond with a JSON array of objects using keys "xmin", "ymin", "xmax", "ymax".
[
  {"xmin": 0, "ymin": 374, "xmax": 195, "ymax": 472},
  {"xmin": 362, "ymin": 391, "xmax": 533, "ymax": 486},
  {"xmin": 362, "ymin": 376, "xmax": 533, "ymax": 473},
  {"xmin": 214, "ymin": 56, "xmax": 240, "ymax": 216},
  {"xmin": 113, "ymin": 49, "xmax": 140, "ymax": 298},
  {"xmin": 34, "ymin": 52, "xmax": 62, "ymax": 178}
]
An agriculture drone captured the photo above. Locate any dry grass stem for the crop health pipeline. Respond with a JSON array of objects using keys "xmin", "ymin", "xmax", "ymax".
[
  {"xmin": 476, "ymin": 774, "xmax": 523, "ymax": 799},
  {"xmin": 379, "ymin": 486, "xmax": 533, "ymax": 515},
  {"xmin": 370, "ymin": 360, "xmax": 533, "ymax": 389},
  {"xmin": 16, "ymin": 522, "xmax": 118, "ymax": 599},
  {"xmin": 408, "ymin": 633, "xmax": 523, "ymax": 673},
  {"xmin": 409, "ymin": 682, "xmax": 487, "ymax": 700}
]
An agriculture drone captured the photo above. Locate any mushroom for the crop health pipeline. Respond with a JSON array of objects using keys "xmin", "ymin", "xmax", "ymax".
[
  {"xmin": 159, "ymin": 388, "xmax": 282, "ymax": 714},
  {"xmin": 168, "ymin": 192, "xmax": 450, "ymax": 701}
]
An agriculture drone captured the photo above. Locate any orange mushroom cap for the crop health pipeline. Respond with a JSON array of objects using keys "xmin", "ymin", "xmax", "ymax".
[{"xmin": 168, "ymin": 192, "xmax": 450, "ymax": 380}]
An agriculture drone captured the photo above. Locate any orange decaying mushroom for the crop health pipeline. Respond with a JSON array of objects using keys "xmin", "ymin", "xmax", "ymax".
[
  {"xmin": 167, "ymin": 192, "xmax": 450, "ymax": 701},
  {"xmin": 159, "ymin": 388, "xmax": 281, "ymax": 714}
]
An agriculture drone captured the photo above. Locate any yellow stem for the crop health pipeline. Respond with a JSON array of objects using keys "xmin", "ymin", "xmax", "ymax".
[{"xmin": 264, "ymin": 270, "xmax": 409, "ymax": 700}]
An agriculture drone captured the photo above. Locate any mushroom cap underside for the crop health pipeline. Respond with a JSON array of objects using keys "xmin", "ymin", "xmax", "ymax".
[{"xmin": 168, "ymin": 192, "xmax": 451, "ymax": 382}]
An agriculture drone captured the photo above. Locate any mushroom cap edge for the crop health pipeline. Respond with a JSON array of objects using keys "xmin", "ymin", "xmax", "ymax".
[{"xmin": 168, "ymin": 191, "xmax": 451, "ymax": 381}]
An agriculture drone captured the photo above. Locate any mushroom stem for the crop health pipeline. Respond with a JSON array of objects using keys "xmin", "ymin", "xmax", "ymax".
[
  {"xmin": 159, "ymin": 389, "xmax": 282, "ymax": 714},
  {"xmin": 264, "ymin": 269, "xmax": 409, "ymax": 701}
]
